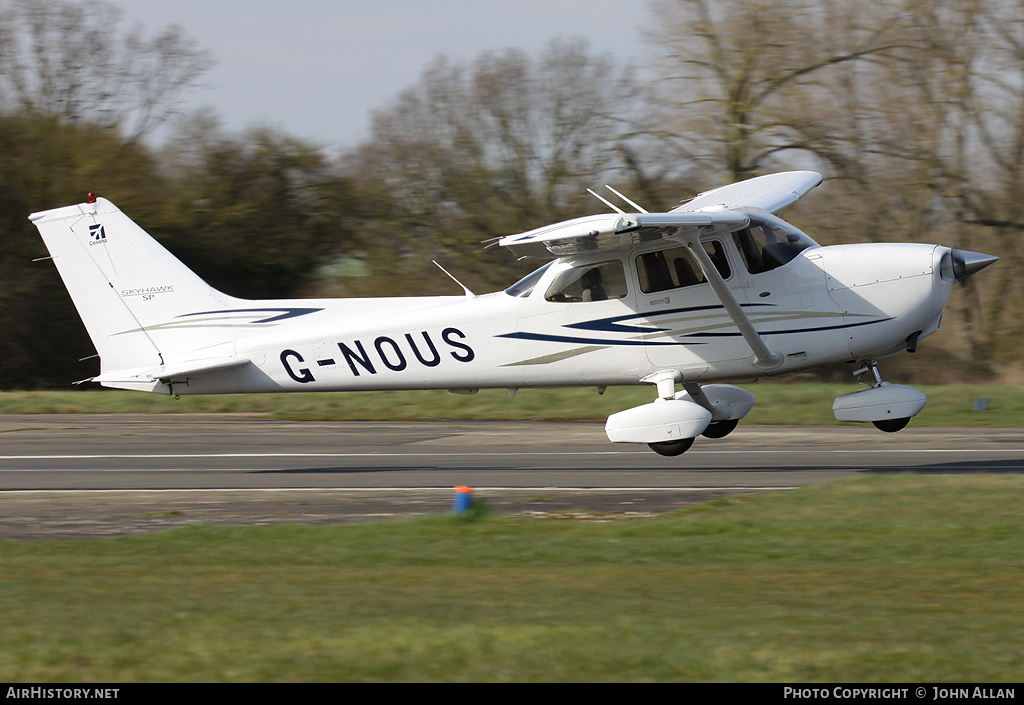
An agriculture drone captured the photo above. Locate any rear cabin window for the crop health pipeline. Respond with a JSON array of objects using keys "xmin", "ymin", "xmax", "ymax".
[
  {"xmin": 635, "ymin": 242, "xmax": 731, "ymax": 294},
  {"xmin": 544, "ymin": 260, "xmax": 628, "ymax": 302}
]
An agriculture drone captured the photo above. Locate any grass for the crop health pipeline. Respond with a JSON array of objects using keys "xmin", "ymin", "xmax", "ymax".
[
  {"xmin": 1, "ymin": 474, "xmax": 1023, "ymax": 682},
  {"xmin": 0, "ymin": 383, "xmax": 1021, "ymax": 426}
]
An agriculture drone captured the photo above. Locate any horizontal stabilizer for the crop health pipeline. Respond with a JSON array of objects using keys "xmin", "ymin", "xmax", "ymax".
[{"xmin": 91, "ymin": 357, "xmax": 249, "ymax": 385}]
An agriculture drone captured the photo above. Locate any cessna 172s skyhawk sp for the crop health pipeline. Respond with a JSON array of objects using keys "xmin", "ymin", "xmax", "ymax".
[{"xmin": 31, "ymin": 171, "xmax": 997, "ymax": 456}]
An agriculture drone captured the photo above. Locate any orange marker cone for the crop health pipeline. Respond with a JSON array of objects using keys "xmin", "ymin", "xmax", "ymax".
[{"xmin": 453, "ymin": 486, "xmax": 473, "ymax": 513}]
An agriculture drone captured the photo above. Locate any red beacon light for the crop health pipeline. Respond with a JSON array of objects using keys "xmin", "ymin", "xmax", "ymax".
[{"xmin": 86, "ymin": 192, "xmax": 97, "ymax": 203}]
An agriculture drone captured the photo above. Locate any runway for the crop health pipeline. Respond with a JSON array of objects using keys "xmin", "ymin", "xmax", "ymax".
[{"xmin": 1, "ymin": 414, "xmax": 1022, "ymax": 539}]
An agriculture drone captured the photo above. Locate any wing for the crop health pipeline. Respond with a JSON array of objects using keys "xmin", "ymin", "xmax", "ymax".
[
  {"xmin": 499, "ymin": 211, "xmax": 750, "ymax": 260},
  {"xmin": 673, "ymin": 170, "xmax": 822, "ymax": 215},
  {"xmin": 498, "ymin": 171, "xmax": 820, "ymax": 259}
]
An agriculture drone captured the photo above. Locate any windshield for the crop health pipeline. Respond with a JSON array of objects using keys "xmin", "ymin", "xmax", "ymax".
[
  {"xmin": 505, "ymin": 261, "xmax": 553, "ymax": 297},
  {"xmin": 732, "ymin": 213, "xmax": 818, "ymax": 275}
]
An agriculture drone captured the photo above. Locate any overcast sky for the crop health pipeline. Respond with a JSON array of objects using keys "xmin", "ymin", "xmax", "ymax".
[{"xmin": 117, "ymin": 0, "xmax": 653, "ymax": 150}]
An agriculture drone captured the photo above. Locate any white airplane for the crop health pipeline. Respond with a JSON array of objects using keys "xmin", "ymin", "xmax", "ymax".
[{"xmin": 30, "ymin": 171, "xmax": 997, "ymax": 456}]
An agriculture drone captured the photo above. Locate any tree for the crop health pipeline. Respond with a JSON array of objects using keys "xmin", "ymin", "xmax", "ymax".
[
  {"xmin": 158, "ymin": 115, "xmax": 359, "ymax": 299},
  {"xmin": 0, "ymin": 115, "xmax": 170, "ymax": 387},
  {"xmin": 0, "ymin": 0, "xmax": 213, "ymax": 141},
  {"xmin": 645, "ymin": 0, "xmax": 1018, "ymax": 376},
  {"xmin": 939, "ymin": 0, "xmax": 1024, "ymax": 364},
  {"xmin": 343, "ymin": 39, "xmax": 642, "ymax": 294},
  {"xmin": 645, "ymin": 0, "xmax": 906, "ymax": 181}
]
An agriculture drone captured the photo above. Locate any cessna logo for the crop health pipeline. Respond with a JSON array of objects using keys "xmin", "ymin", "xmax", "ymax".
[
  {"xmin": 280, "ymin": 328, "xmax": 475, "ymax": 383},
  {"xmin": 88, "ymin": 224, "xmax": 107, "ymax": 246}
]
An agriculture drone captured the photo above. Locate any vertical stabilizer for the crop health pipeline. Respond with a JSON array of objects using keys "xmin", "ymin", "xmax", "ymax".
[{"xmin": 30, "ymin": 198, "xmax": 237, "ymax": 377}]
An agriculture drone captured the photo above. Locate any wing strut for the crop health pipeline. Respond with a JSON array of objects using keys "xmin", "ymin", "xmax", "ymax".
[{"xmin": 680, "ymin": 234, "xmax": 784, "ymax": 370}]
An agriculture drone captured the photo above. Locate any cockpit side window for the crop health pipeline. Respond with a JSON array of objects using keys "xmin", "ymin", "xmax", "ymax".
[
  {"xmin": 544, "ymin": 260, "xmax": 628, "ymax": 302},
  {"xmin": 635, "ymin": 242, "xmax": 730, "ymax": 294},
  {"xmin": 732, "ymin": 219, "xmax": 816, "ymax": 275}
]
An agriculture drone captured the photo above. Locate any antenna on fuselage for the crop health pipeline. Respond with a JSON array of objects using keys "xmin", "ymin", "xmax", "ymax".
[
  {"xmin": 432, "ymin": 260, "xmax": 477, "ymax": 298},
  {"xmin": 587, "ymin": 185, "xmax": 649, "ymax": 214},
  {"xmin": 587, "ymin": 188, "xmax": 626, "ymax": 214},
  {"xmin": 604, "ymin": 185, "xmax": 649, "ymax": 214}
]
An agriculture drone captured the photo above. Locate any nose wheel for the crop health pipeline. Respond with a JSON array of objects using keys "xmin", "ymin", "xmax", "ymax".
[
  {"xmin": 857, "ymin": 361, "xmax": 911, "ymax": 433},
  {"xmin": 832, "ymin": 360, "xmax": 926, "ymax": 433}
]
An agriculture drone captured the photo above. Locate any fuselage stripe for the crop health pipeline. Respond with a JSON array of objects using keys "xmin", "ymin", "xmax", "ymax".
[{"xmin": 495, "ymin": 332, "xmax": 690, "ymax": 347}]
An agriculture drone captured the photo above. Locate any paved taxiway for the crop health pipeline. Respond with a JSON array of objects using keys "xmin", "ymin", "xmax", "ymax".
[{"xmin": 1, "ymin": 414, "xmax": 1022, "ymax": 539}]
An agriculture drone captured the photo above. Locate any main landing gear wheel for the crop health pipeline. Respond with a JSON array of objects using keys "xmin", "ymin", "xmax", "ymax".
[
  {"xmin": 648, "ymin": 437, "xmax": 695, "ymax": 456},
  {"xmin": 873, "ymin": 417, "xmax": 911, "ymax": 433},
  {"xmin": 701, "ymin": 419, "xmax": 739, "ymax": 439}
]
